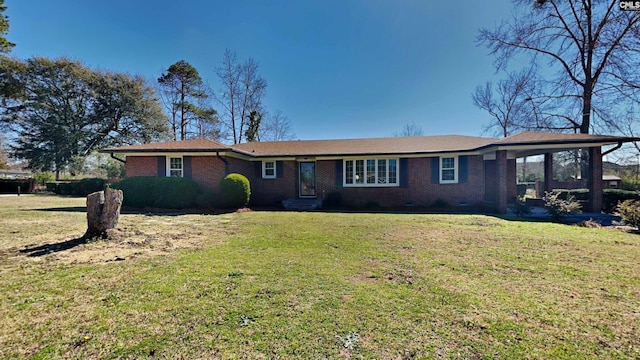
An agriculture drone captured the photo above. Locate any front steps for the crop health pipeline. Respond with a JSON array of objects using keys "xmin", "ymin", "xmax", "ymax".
[{"xmin": 282, "ymin": 198, "xmax": 322, "ymax": 210}]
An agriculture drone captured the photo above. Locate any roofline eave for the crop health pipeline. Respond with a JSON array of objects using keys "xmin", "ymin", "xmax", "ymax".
[
  {"xmin": 479, "ymin": 141, "xmax": 634, "ymax": 158},
  {"xmin": 247, "ymin": 149, "xmax": 485, "ymax": 159}
]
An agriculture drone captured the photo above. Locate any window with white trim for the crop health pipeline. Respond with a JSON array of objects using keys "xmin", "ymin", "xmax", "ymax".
[
  {"xmin": 262, "ymin": 161, "xmax": 276, "ymax": 179},
  {"xmin": 168, "ymin": 157, "xmax": 183, "ymax": 177},
  {"xmin": 344, "ymin": 158, "xmax": 398, "ymax": 187},
  {"xmin": 440, "ymin": 156, "xmax": 458, "ymax": 183}
]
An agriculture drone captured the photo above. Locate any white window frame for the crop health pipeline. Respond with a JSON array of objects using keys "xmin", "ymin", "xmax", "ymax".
[
  {"xmin": 167, "ymin": 156, "xmax": 183, "ymax": 177},
  {"xmin": 439, "ymin": 156, "xmax": 458, "ymax": 184},
  {"xmin": 262, "ymin": 160, "xmax": 276, "ymax": 179},
  {"xmin": 343, "ymin": 158, "xmax": 399, "ymax": 187}
]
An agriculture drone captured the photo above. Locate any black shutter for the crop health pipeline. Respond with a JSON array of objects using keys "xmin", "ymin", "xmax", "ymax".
[
  {"xmin": 157, "ymin": 156, "xmax": 166, "ymax": 177},
  {"xmin": 254, "ymin": 161, "xmax": 261, "ymax": 178},
  {"xmin": 335, "ymin": 160, "xmax": 343, "ymax": 187},
  {"xmin": 276, "ymin": 161, "xmax": 284, "ymax": 178},
  {"xmin": 431, "ymin": 157, "xmax": 439, "ymax": 184},
  {"xmin": 183, "ymin": 156, "xmax": 192, "ymax": 178},
  {"xmin": 400, "ymin": 158, "xmax": 409, "ymax": 187},
  {"xmin": 458, "ymin": 156, "xmax": 468, "ymax": 183}
]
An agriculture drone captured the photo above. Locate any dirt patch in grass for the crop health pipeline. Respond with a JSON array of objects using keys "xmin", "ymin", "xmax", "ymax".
[{"xmin": 1, "ymin": 199, "xmax": 236, "ymax": 265}]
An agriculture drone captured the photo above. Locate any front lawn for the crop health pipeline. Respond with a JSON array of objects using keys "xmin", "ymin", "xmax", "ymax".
[{"xmin": 0, "ymin": 195, "xmax": 638, "ymax": 359}]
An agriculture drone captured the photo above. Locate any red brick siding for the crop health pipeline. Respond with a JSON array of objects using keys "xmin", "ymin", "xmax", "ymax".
[
  {"xmin": 482, "ymin": 152, "xmax": 517, "ymax": 212},
  {"xmin": 223, "ymin": 158, "xmax": 297, "ymax": 206},
  {"xmin": 190, "ymin": 156, "xmax": 226, "ymax": 192},
  {"xmin": 507, "ymin": 158, "xmax": 517, "ymax": 202},
  {"xmin": 126, "ymin": 156, "xmax": 159, "ymax": 177},
  {"xmin": 588, "ymin": 147, "xmax": 603, "ymax": 212},
  {"xmin": 316, "ymin": 156, "xmax": 486, "ymax": 207},
  {"xmin": 125, "ymin": 154, "xmax": 501, "ymax": 209}
]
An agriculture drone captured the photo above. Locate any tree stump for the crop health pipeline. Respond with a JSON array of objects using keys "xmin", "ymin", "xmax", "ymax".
[{"xmin": 85, "ymin": 187, "xmax": 123, "ymax": 238}]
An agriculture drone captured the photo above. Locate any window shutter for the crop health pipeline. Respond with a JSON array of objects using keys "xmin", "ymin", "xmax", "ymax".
[
  {"xmin": 335, "ymin": 160, "xmax": 343, "ymax": 187},
  {"xmin": 400, "ymin": 158, "xmax": 409, "ymax": 188},
  {"xmin": 157, "ymin": 156, "xmax": 166, "ymax": 177},
  {"xmin": 458, "ymin": 156, "xmax": 468, "ymax": 183},
  {"xmin": 276, "ymin": 161, "xmax": 284, "ymax": 178},
  {"xmin": 431, "ymin": 157, "xmax": 439, "ymax": 184},
  {"xmin": 183, "ymin": 156, "xmax": 192, "ymax": 178},
  {"xmin": 254, "ymin": 161, "xmax": 261, "ymax": 178}
]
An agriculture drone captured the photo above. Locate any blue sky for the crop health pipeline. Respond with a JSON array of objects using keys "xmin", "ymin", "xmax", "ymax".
[{"xmin": 6, "ymin": 0, "xmax": 514, "ymax": 140}]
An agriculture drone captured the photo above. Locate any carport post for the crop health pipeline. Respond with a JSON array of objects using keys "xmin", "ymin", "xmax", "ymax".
[{"xmin": 587, "ymin": 147, "xmax": 603, "ymax": 212}]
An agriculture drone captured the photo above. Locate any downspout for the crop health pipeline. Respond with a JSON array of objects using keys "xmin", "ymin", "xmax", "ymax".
[
  {"xmin": 110, "ymin": 153, "xmax": 126, "ymax": 163},
  {"xmin": 216, "ymin": 151, "xmax": 230, "ymax": 175},
  {"xmin": 602, "ymin": 142, "xmax": 623, "ymax": 157}
]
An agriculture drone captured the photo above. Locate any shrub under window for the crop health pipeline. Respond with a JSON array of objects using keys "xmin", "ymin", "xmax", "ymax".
[{"xmin": 110, "ymin": 176, "xmax": 200, "ymax": 209}]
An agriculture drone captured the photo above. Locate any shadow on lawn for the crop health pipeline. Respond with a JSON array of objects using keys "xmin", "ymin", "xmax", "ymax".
[
  {"xmin": 29, "ymin": 206, "xmax": 86, "ymax": 213},
  {"xmin": 20, "ymin": 236, "xmax": 89, "ymax": 257},
  {"xmin": 27, "ymin": 206, "xmax": 237, "ymax": 216}
]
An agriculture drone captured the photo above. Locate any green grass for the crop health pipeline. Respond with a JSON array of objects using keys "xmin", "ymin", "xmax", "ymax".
[{"xmin": 0, "ymin": 195, "xmax": 638, "ymax": 359}]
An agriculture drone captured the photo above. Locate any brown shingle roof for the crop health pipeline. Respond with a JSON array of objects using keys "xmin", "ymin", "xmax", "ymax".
[
  {"xmin": 101, "ymin": 132, "xmax": 638, "ymax": 157},
  {"xmin": 231, "ymin": 135, "xmax": 496, "ymax": 157},
  {"xmin": 103, "ymin": 138, "xmax": 229, "ymax": 153}
]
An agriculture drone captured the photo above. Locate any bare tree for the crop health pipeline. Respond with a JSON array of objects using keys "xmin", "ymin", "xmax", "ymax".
[
  {"xmin": 393, "ymin": 123, "xmax": 424, "ymax": 137},
  {"xmin": 478, "ymin": 0, "xmax": 640, "ymax": 135},
  {"xmin": 607, "ymin": 106, "xmax": 640, "ymax": 155},
  {"xmin": 260, "ymin": 110, "xmax": 296, "ymax": 141},
  {"xmin": 214, "ymin": 50, "xmax": 267, "ymax": 144},
  {"xmin": 473, "ymin": 68, "xmax": 538, "ymax": 137}
]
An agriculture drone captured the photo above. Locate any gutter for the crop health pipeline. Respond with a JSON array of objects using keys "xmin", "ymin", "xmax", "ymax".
[
  {"xmin": 110, "ymin": 153, "xmax": 126, "ymax": 163},
  {"xmin": 602, "ymin": 141, "xmax": 623, "ymax": 157},
  {"xmin": 216, "ymin": 151, "xmax": 230, "ymax": 175}
]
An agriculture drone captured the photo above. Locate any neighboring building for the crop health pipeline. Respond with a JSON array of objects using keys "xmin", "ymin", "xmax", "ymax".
[
  {"xmin": 602, "ymin": 174, "xmax": 622, "ymax": 189},
  {"xmin": 102, "ymin": 132, "xmax": 638, "ymax": 213},
  {"xmin": 0, "ymin": 169, "xmax": 31, "ymax": 179}
]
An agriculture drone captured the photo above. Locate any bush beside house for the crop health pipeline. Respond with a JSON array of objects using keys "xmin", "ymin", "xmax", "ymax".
[
  {"xmin": 219, "ymin": 173, "xmax": 251, "ymax": 209},
  {"xmin": 615, "ymin": 200, "xmax": 640, "ymax": 229},
  {"xmin": 603, "ymin": 189, "xmax": 640, "ymax": 213},
  {"xmin": 543, "ymin": 191, "xmax": 582, "ymax": 221},
  {"xmin": 550, "ymin": 188, "xmax": 640, "ymax": 213},
  {"xmin": 110, "ymin": 176, "xmax": 201, "ymax": 209}
]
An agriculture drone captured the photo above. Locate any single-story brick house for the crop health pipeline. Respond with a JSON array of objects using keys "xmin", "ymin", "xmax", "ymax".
[{"xmin": 102, "ymin": 131, "xmax": 637, "ymax": 213}]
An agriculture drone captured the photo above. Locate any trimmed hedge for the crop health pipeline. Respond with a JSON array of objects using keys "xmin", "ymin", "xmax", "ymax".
[
  {"xmin": 553, "ymin": 189, "xmax": 589, "ymax": 201},
  {"xmin": 45, "ymin": 178, "xmax": 106, "ymax": 196},
  {"xmin": 75, "ymin": 178, "xmax": 107, "ymax": 196},
  {"xmin": 110, "ymin": 176, "xmax": 201, "ymax": 209},
  {"xmin": 603, "ymin": 189, "xmax": 640, "ymax": 213},
  {"xmin": 0, "ymin": 179, "xmax": 34, "ymax": 194},
  {"xmin": 219, "ymin": 173, "xmax": 251, "ymax": 209}
]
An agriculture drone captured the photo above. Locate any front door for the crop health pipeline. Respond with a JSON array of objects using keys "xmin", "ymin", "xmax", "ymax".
[{"xmin": 299, "ymin": 162, "xmax": 316, "ymax": 197}]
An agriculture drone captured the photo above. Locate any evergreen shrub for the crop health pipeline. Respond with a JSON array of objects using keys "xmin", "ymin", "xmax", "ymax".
[
  {"xmin": 219, "ymin": 173, "xmax": 251, "ymax": 209},
  {"xmin": 110, "ymin": 176, "xmax": 201, "ymax": 209}
]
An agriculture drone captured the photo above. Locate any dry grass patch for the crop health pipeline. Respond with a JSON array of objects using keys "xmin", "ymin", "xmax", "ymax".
[{"xmin": 0, "ymin": 195, "xmax": 233, "ymax": 265}]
